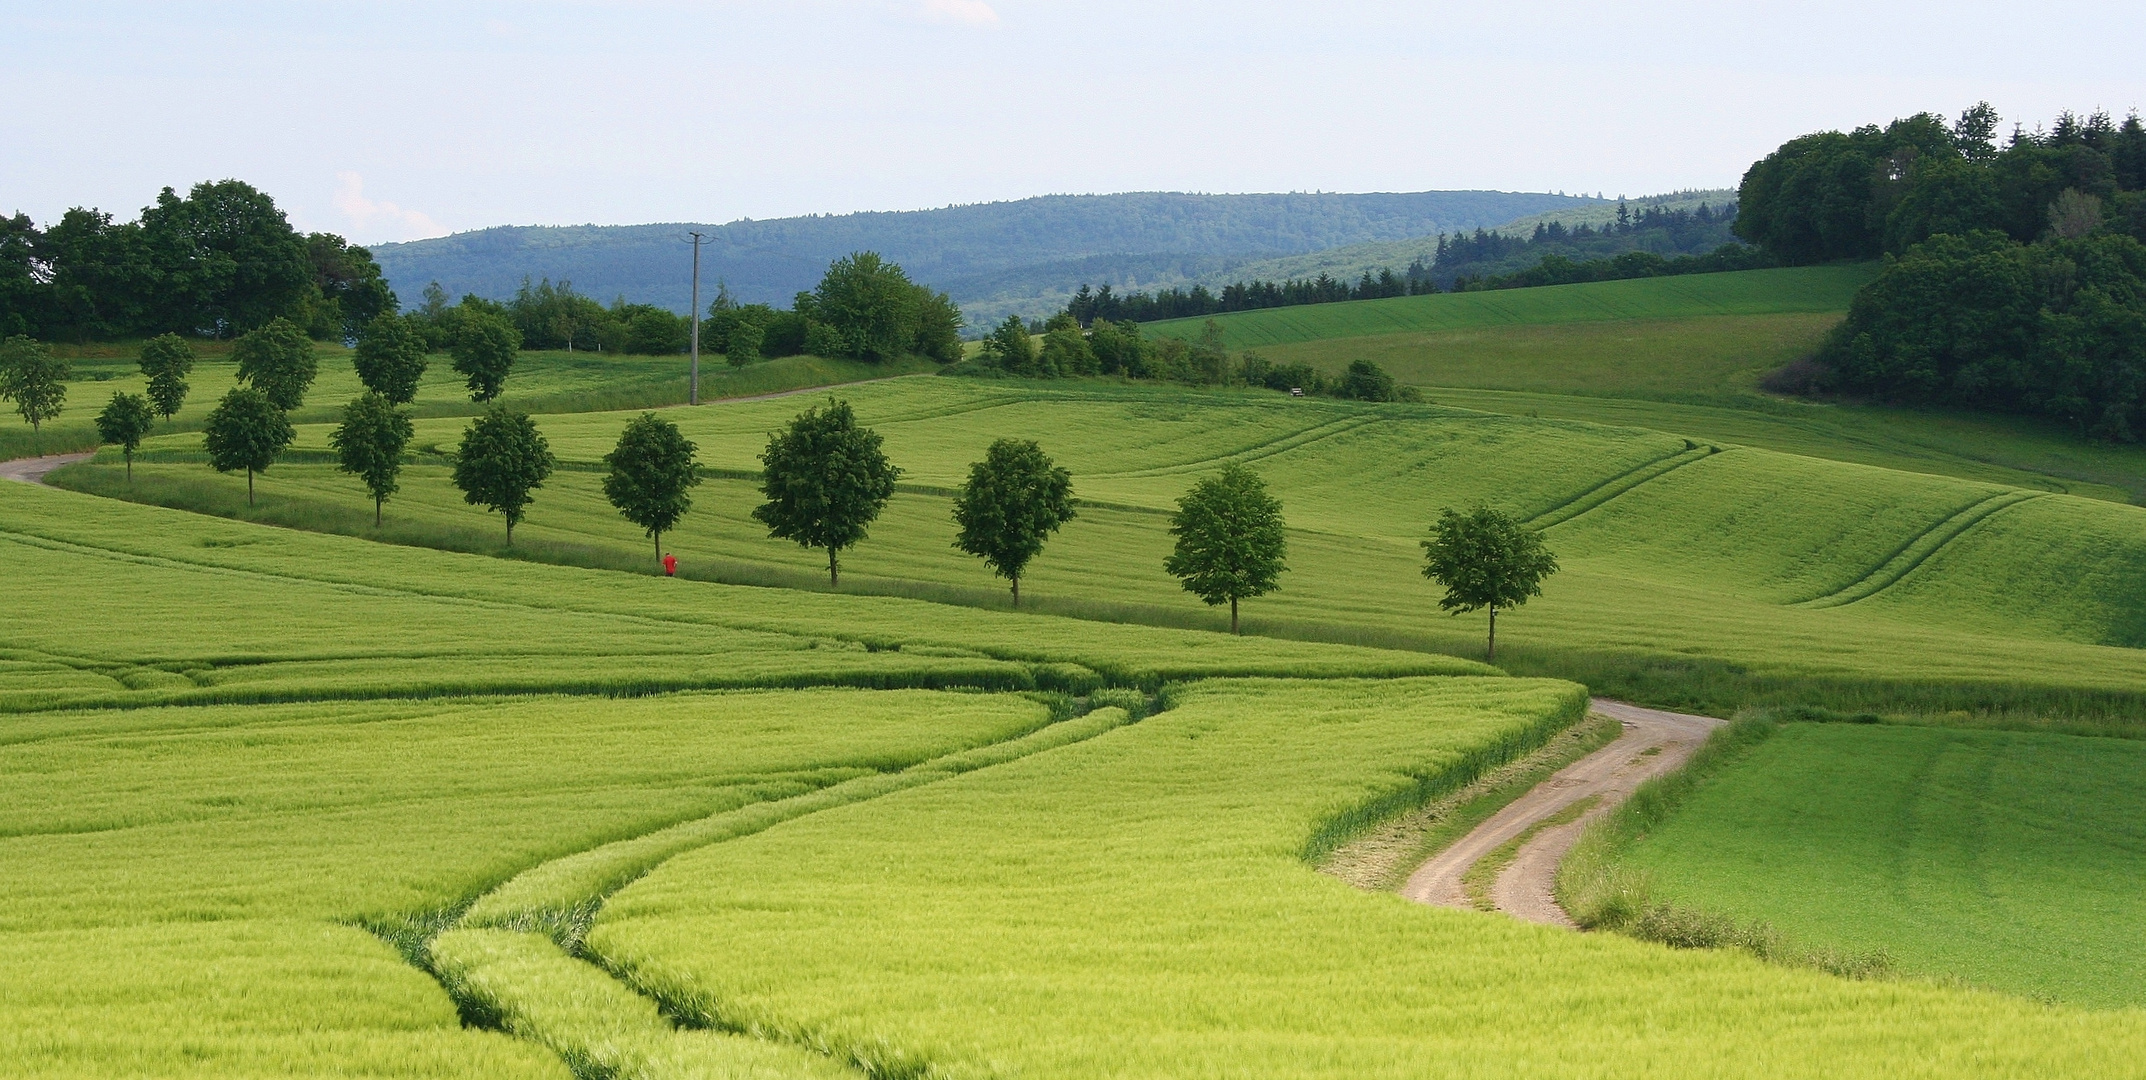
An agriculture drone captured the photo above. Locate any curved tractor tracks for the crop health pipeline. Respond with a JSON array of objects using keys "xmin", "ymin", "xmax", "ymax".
[{"xmin": 1403, "ymin": 698, "xmax": 1724, "ymax": 926}]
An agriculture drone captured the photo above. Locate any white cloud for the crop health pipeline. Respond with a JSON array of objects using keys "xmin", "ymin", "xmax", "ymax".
[
  {"xmin": 332, "ymin": 172, "xmax": 448, "ymax": 243},
  {"xmin": 918, "ymin": 0, "xmax": 999, "ymax": 26}
]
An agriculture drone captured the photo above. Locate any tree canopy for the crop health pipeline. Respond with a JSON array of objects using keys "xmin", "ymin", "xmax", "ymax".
[
  {"xmin": 451, "ymin": 406, "xmax": 555, "ymax": 544},
  {"xmin": 451, "ymin": 310, "xmax": 522, "ymax": 402},
  {"xmin": 231, "ymin": 317, "xmax": 318, "ymax": 410},
  {"xmin": 352, "ymin": 314, "xmax": 429, "ymax": 404},
  {"xmin": 201, "ymin": 387, "xmax": 294, "ymax": 505},
  {"xmin": 94, "ymin": 391, "xmax": 156, "ymax": 480},
  {"xmin": 330, "ymin": 393, "xmax": 414, "ymax": 526},
  {"xmin": 1164, "ymin": 463, "xmax": 1287, "ymax": 634},
  {"xmin": 752, "ymin": 398, "xmax": 900, "ymax": 585},
  {"xmin": 1421, "ymin": 506, "xmax": 1559, "ymax": 664},
  {"xmin": 0, "ymin": 335, "xmax": 68, "ymax": 445},
  {"xmin": 138, "ymin": 333, "xmax": 195, "ymax": 421},
  {"xmin": 602, "ymin": 413, "xmax": 701, "ymax": 564},
  {"xmin": 951, "ymin": 438, "xmax": 1075, "ymax": 605}
]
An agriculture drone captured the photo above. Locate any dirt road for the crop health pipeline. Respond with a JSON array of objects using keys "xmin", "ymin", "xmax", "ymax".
[
  {"xmin": 1401, "ymin": 698, "xmax": 1723, "ymax": 926},
  {"xmin": 0, "ymin": 452, "xmax": 93, "ymax": 484}
]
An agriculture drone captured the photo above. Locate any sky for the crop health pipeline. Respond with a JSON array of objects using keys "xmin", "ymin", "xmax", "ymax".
[{"xmin": 4, "ymin": 0, "xmax": 2141, "ymax": 245}]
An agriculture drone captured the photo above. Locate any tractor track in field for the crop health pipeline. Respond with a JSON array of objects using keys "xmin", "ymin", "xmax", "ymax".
[
  {"xmin": 1402, "ymin": 698, "xmax": 1723, "ymax": 926},
  {"xmin": 0, "ymin": 452, "xmax": 93, "ymax": 484},
  {"xmin": 1793, "ymin": 490, "xmax": 2044, "ymax": 609}
]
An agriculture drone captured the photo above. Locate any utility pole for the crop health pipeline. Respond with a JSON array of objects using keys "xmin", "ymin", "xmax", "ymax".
[{"xmin": 687, "ymin": 231, "xmax": 705, "ymax": 405}]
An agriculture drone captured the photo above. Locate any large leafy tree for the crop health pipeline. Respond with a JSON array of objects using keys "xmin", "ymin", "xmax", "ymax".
[
  {"xmin": 137, "ymin": 333, "xmax": 196, "ymax": 421},
  {"xmin": 451, "ymin": 310, "xmax": 521, "ymax": 402},
  {"xmin": 807, "ymin": 252, "xmax": 921, "ymax": 362},
  {"xmin": 1421, "ymin": 506, "xmax": 1559, "ymax": 664},
  {"xmin": 352, "ymin": 314, "xmax": 429, "ymax": 404},
  {"xmin": 304, "ymin": 233, "xmax": 396, "ymax": 340},
  {"xmin": 231, "ymin": 317, "xmax": 318, "ymax": 410},
  {"xmin": 93, "ymin": 392, "xmax": 156, "ymax": 481},
  {"xmin": 603, "ymin": 412, "xmax": 701, "ymax": 565},
  {"xmin": 0, "ymin": 335, "xmax": 69, "ymax": 449},
  {"xmin": 201, "ymin": 387, "xmax": 294, "ymax": 505},
  {"xmin": 1164, "ymin": 463, "xmax": 1287, "ymax": 634},
  {"xmin": 330, "ymin": 393, "xmax": 414, "ymax": 526},
  {"xmin": 170, "ymin": 180, "xmax": 316, "ymax": 335},
  {"xmin": 952, "ymin": 438, "xmax": 1075, "ymax": 605},
  {"xmin": 452, "ymin": 406, "xmax": 555, "ymax": 545},
  {"xmin": 753, "ymin": 398, "xmax": 900, "ymax": 585}
]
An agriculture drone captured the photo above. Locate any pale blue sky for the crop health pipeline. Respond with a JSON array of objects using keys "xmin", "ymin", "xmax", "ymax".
[{"xmin": 5, "ymin": 0, "xmax": 2140, "ymax": 243}]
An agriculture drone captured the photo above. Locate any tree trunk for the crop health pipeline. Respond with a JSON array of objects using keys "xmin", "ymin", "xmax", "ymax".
[
  {"xmin": 1487, "ymin": 605, "xmax": 1497, "ymax": 664},
  {"xmin": 654, "ymin": 530, "xmax": 662, "ymax": 566},
  {"xmin": 125, "ymin": 452, "xmax": 132, "ymax": 483},
  {"xmin": 246, "ymin": 468, "xmax": 254, "ymax": 506},
  {"xmin": 829, "ymin": 547, "xmax": 839, "ymax": 586},
  {"xmin": 506, "ymin": 519, "xmax": 515, "ymax": 547},
  {"xmin": 1230, "ymin": 596, "xmax": 1239, "ymax": 635},
  {"xmin": 375, "ymin": 495, "xmax": 383, "ymax": 527},
  {"xmin": 1011, "ymin": 574, "xmax": 1020, "ymax": 607}
]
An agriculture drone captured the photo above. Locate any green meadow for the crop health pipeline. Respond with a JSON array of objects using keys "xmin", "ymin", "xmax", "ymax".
[
  {"xmin": 12, "ymin": 265, "xmax": 2146, "ymax": 1077},
  {"xmin": 64, "ymin": 376, "xmax": 2146, "ymax": 726},
  {"xmin": 1611, "ymin": 722, "xmax": 2146, "ymax": 1008}
]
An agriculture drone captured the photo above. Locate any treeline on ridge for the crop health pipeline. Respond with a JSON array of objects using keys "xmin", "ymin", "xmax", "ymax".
[
  {"xmin": 1059, "ymin": 200, "xmax": 1753, "ymax": 325},
  {"xmin": 959, "ymin": 312, "xmax": 1416, "ymax": 403},
  {"xmin": 1746, "ymin": 105, "xmax": 2146, "ymax": 441}
]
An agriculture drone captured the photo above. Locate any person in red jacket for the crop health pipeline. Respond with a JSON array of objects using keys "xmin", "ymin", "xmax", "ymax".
[{"xmin": 662, "ymin": 552, "xmax": 677, "ymax": 577}]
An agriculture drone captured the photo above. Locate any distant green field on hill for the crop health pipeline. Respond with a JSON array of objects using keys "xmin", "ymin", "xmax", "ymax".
[
  {"xmin": 1615, "ymin": 721, "xmax": 2146, "ymax": 1007},
  {"xmin": 1145, "ymin": 265, "xmax": 1874, "ymax": 349}
]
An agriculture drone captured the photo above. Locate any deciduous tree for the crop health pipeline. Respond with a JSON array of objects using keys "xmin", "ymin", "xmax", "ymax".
[
  {"xmin": 330, "ymin": 392, "xmax": 414, "ymax": 526},
  {"xmin": 603, "ymin": 412, "xmax": 701, "ymax": 564},
  {"xmin": 1164, "ymin": 463, "xmax": 1287, "ymax": 634},
  {"xmin": 952, "ymin": 438, "xmax": 1075, "ymax": 605},
  {"xmin": 0, "ymin": 335, "xmax": 68, "ymax": 449},
  {"xmin": 137, "ymin": 333, "xmax": 195, "ymax": 422},
  {"xmin": 352, "ymin": 314, "xmax": 429, "ymax": 404},
  {"xmin": 232, "ymin": 317, "xmax": 318, "ymax": 410},
  {"xmin": 451, "ymin": 406, "xmax": 554, "ymax": 545},
  {"xmin": 753, "ymin": 397, "xmax": 900, "ymax": 585},
  {"xmin": 1421, "ymin": 506, "xmax": 1559, "ymax": 663},
  {"xmin": 451, "ymin": 311, "xmax": 521, "ymax": 402},
  {"xmin": 94, "ymin": 391, "xmax": 155, "ymax": 481},
  {"xmin": 202, "ymin": 387, "xmax": 293, "ymax": 505}
]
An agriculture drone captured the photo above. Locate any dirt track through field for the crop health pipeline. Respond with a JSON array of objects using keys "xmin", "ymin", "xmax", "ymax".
[
  {"xmin": 0, "ymin": 452, "xmax": 92, "ymax": 484},
  {"xmin": 1401, "ymin": 698, "xmax": 1723, "ymax": 926}
]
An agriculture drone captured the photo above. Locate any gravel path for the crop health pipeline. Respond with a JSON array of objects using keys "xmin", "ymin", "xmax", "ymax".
[
  {"xmin": 0, "ymin": 452, "xmax": 93, "ymax": 484},
  {"xmin": 1401, "ymin": 698, "xmax": 1724, "ymax": 925}
]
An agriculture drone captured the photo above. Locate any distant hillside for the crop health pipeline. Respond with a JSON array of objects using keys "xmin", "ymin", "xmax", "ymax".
[
  {"xmin": 1181, "ymin": 189, "xmax": 1739, "ymax": 292},
  {"xmin": 371, "ymin": 190, "xmax": 1596, "ymax": 326}
]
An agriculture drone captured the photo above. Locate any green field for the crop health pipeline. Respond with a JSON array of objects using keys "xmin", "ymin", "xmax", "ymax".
[
  {"xmin": 1145, "ymin": 266, "xmax": 1874, "ymax": 349},
  {"xmin": 1610, "ymin": 721, "xmax": 2146, "ymax": 1008},
  {"xmin": 60, "ymin": 376, "xmax": 2146, "ymax": 726}
]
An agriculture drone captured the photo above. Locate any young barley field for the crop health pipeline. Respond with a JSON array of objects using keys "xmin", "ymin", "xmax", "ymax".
[
  {"xmin": 65, "ymin": 376, "xmax": 2146, "ymax": 724},
  {"xmin": 1605, "ymin": 720, "xmax": 2146, "ymax": 1008}
]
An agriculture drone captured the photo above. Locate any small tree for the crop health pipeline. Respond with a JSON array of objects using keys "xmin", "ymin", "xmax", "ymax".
[
  {"xmin": 138, "ymin": 333, "xmax": 196, "ymax": 422},
  {"xmin": 603, "ymin": 412, "xmax": 701, "ymax": 564},
  {"xmin": 94, "ymin": 392, "xmax": 156, "ymax": 481},
  {"xmin": 979, "ymin": 315, "xmax": 1036, "ymax": 375},
  {"xmin": 1337, "ymin": 359, "xmax": 1398, "ymax": 401},
  {"xmin": 231, "ymin": 317, "xmax": 319, "ymax": 411},
  {"xmin": 202, "ymin": 387, "xmax": 294, "ymax": 505},
  {"xmin": 451, "ymin": 311, "xmax": 522, "ymax": 402},
  {"xmin": 952, "ymin": 438, "xmax": 1075, "ymax": 605},
  {"xmin": 352, "ymin": 314, "xmax": 430, "ymax": 405},
  {"xmin": 451, "ymin": 406, "xmax": 554, "ymax": 544},
  {"xmin": 330, "ymin": 393, "xmax": 414, "ymax": 526},
  {"xmin": 0, "ymin": 336, "xmax": 68, "ymax": 450},
  {"xmin": 1421, "ymin": 506, "xmax": 1559, "ymax": 664},
  {"xmin": 1164, "ymin": 463, "xmax": 1287, "ymax": 634},
  {"xmin": 753, "ymin": 397, "xmax": 900, "ymax": 585},
  {"xmin": 726, "ymin": 319, "xmax": 763, "ymax": 367}
]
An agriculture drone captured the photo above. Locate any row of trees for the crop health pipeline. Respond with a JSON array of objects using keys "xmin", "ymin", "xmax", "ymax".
[
  {"xmin": 1062, "ymin": 271, "xmax": 1442, "ymax": 325},
  {"xmin": 0, "ymin": 180, "xmax": 394, "ymax": 342},
  {"xmin": 965, "ymin": 313, "xmax": 1414, "ymax": 402}
]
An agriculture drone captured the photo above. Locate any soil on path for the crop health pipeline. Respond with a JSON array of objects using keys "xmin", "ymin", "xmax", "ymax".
[
  {"xmin": 0, "ymin": 452, "xmax": 93, "ymax": 484},
  {"xmin": 1401, "ymin": 698, "xmax": 1723, "ymax": 926}
]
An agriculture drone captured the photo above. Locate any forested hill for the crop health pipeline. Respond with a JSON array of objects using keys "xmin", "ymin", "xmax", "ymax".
[{"xmin": 371, "ymin": 190, "xmax": 1595, "ymax": 323}]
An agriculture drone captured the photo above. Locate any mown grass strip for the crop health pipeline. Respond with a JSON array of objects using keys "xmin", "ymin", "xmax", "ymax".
[{"xmin": 1460, "ymin": 794, "xmax": 1599, "ymax": 910}]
